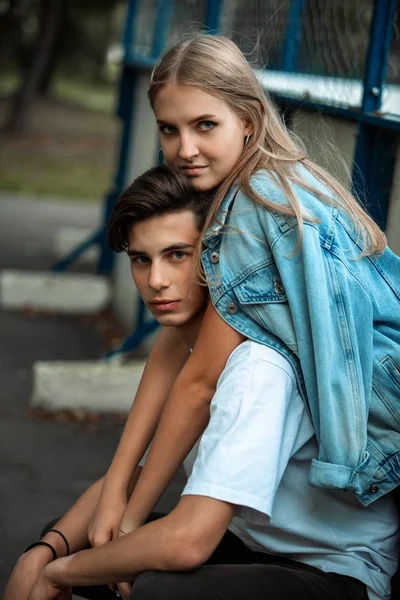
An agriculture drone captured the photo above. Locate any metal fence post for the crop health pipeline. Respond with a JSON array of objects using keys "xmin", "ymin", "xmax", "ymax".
[
  {"xmin": 352, "ymin": 0, "xmax": 397, "ymax": 230},
  {"xmin": 205, "ymin": 0, "xmax": 223, "ymax": 33},
  {"xmin": 282, "ymin": 0, "xmax": 304, "ymax": 72}
]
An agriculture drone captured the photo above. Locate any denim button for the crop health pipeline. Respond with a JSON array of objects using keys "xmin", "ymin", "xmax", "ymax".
[
  {"xmin": 274, "ymin": 279, "xmax": 285, "ymax": 295},
  {"xmin": 368, "ymin": 484, "xmax": 379, "ymax": 494},
  {"xmin": 210, "ymin": 252, "xmax": 220, "ymax": 264},
  {"xmin": 227, "ymin": 303, "xmax": 238, "ymax": 315}
]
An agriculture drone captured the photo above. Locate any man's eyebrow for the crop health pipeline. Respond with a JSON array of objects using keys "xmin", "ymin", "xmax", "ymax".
[
  {"xmin": 127, "ymin": 243, "xmax": 195, "ymax": 256},
  {"xmin": 162, "ymin": 242, "xmax": 195, "ymax": 252},
  {"xmin": 156, "ymin": 114, "xmax": 217, "ymax": 126}
]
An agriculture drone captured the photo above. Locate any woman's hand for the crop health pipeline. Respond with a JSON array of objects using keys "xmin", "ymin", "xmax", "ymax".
[
  {"xmin": 87, "ymin": 482, "xmax": 127, "ymax": 548},
  {"xmin": 3, "ymin": 546, "xmax": 54, "ymax": 600},
  {"xmin": 27, "ymin": 566, "xmax": 72, "ymax": 600}
]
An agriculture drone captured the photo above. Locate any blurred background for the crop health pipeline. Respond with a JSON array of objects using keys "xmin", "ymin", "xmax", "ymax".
[{"xmin": 0, "ymin": 0, "xmax": 399, "ymax": 593}]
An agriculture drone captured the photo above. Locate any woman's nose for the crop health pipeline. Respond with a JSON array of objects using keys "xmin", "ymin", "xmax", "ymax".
[{"xmin": 178, "ymin": 134, "xmax": 199, "ymax": 161}]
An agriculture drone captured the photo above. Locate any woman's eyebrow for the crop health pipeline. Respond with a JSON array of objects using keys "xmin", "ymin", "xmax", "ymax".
[{"xmin": 156, "ymin": 114, "xmax": 217, "ymax": 126}]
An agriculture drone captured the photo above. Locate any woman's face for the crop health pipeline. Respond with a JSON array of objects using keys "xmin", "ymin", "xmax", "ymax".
[{"xmin": 153, "ymin": 83, "xmax": 251, "ymax": 191}]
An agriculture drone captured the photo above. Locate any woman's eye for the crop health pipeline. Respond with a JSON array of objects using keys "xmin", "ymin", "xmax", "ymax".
[
  {"xmin": 198, "ymin": 121, "xmax": 216, "ymax": 131},
  {"xmin": 159, "ymin": 124, "xmax": 176, "ymax": 135}
]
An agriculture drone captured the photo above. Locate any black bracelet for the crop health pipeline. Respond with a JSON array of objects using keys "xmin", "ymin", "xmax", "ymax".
[
  {"xmin": 24, "ymin": 541, "xmax": 57, "ymax": 561},
  {"xmin": 47, "ymin": 528, "xmax": 70, "ymax": 556}
]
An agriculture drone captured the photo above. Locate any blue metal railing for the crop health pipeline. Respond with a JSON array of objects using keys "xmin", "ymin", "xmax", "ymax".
[{"xmin": 52, "ymin": 0, "xmax": 399, "ymax": 357}]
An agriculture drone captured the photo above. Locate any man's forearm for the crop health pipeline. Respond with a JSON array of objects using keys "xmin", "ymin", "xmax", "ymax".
[{"xmin": 43, "ymin": 515, "xmax": 191, "ymax": 588}]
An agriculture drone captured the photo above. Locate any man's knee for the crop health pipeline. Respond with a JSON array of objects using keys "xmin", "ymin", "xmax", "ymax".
[{"xmin": 130, "ymin": 570, "xmax": 197, "ymax": 600}]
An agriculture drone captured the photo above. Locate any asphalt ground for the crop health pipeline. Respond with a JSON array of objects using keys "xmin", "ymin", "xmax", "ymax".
[{"xmin": 0, "ymin": 194, "xmax": 185, "ymax": 595}]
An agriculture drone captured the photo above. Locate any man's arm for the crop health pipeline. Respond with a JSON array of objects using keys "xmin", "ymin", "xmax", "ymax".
[
  {"xmin": 119, "ymin": 302, "xmax": 245, "ymax": 532},
  {"xmin": 29, "ymin": 495, "xmax": 236, "ymax": 597},
  {"xmin": 89, "ymin": 325, "xmax": 190, "ymax": 546}
]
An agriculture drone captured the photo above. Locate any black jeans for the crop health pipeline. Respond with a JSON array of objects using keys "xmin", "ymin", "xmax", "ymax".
[{"xmin": 42, "ymin": 514, "xmax": 367, "ymax": 600}]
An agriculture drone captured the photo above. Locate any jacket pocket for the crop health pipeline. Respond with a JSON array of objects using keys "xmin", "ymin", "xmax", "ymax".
[
  {"xmin": 372, "ymin": 355, "xmax": 400, "ymax": 427},
  {"xmin": 232, "ymin": 263, "xmax": 298, "ymax": 354},
  {"xmin": 233, "ymin": 263, "xmax": 287, "ymax": 304}
]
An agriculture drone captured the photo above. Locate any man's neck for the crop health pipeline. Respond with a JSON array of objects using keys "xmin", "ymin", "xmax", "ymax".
[{"xmin": 176, "ymin": 311, "xmax": 204, "ymax": 349}]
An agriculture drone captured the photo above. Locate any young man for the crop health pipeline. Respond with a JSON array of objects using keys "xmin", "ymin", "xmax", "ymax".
[{"xmin": 4, "ymin": 166, "xmax": 398, "ymax": 600}]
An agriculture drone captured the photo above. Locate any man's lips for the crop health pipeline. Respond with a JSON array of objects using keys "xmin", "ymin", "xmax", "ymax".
[{"xmin": 150, "ymin": 300, "xmax": 180, "ymax": 311}]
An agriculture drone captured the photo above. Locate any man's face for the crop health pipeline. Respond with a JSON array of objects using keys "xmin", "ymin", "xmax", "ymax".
[{"xmin": 127, "ymin": 210, "xmax": 207, "ymax": 328}]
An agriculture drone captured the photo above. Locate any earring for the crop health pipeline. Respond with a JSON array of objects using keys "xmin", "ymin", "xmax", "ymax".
[
  {"xmin": 244, "ymin": 133, "xmax": 251, "ymax": 148},
  {"xmin": 158, "ymin": 147, "xmax": 165, "ymax": 164}
]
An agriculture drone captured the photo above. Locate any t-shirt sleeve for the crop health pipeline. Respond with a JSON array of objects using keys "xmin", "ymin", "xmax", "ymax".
[{"xmin": 182, "ymin": 341, "xmax": 311, "ymax": 522}]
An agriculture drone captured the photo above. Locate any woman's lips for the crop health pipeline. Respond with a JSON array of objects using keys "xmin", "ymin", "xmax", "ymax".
[{"xmin": 181, "ymin": 166, "xmax": 208, "ymax": 176}]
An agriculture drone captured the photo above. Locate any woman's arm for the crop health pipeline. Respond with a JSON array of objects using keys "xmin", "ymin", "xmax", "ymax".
[
  {"xmin": 88, "ymin": 325, "xmax": 190, "ymax": 547},
  {"xmin": 4, "ymin": 468, "xmax": 143, "ymax": 600},
  {"xmin": 120, "ymin": 302, "xmax": 245, "ymax": 532}
]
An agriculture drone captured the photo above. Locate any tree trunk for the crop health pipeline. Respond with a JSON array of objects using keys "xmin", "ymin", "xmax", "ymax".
[
  {"xmin": 4, "ymin": 0, "xmax": 67, "ymax": 133},
  {"xmin": 0, "ymin": 0, "xmax": 32, "ymax": 70}
]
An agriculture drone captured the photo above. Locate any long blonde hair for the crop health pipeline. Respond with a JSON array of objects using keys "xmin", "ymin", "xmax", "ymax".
[{"xmin": 148, "ymin": 34, "xmax": 386, "ymax": 255}]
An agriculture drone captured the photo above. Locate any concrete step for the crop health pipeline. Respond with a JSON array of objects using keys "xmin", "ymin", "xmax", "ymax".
[
  {"xmin": 32, "ymin": 360, "xmax": 146, "ymax": 412},
  {"xmin": 0, "ymin": 270, "xmax": 110, "ymax": 314}
]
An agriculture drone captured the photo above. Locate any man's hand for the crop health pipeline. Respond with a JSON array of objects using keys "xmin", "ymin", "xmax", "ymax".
[
  {"xmin": 114, "ymin": 520, "xmax": 136, "ymax": 600},
  {"xmin": 3, "ymin": 546, "xmax": 54, "ymax": 600},
  {"xmin": 87, "ymin": 483, "xmax": 127, "ymax": 548}
]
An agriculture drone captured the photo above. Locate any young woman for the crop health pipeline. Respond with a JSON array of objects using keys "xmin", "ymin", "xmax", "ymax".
[{"xmin": 88, "ymin": 34, "xmax": 400, "ymax": 593}]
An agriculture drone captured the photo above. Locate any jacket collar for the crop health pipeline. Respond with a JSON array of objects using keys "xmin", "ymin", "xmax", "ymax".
[{"xmin": 202, "ymin": 184, "xmax": 239, "ymax": 249}]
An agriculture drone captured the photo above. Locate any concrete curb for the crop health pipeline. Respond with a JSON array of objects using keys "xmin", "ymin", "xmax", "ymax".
[
  {"xmin": 32, "ymin": 360, "xmax": 146, "ymax": 412},
  {"xmin": 0, "ymin": 270, "xmax": 110, "ymax": 314}
]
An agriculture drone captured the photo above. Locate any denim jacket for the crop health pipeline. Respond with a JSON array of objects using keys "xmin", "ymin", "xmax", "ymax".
[{"xmin": 201, "ymin": 168, "xmax": 400, "ymax": 506}]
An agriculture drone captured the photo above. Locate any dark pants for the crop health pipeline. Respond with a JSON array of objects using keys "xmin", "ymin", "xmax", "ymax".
[{"xmin": 42, "ymin": 515, "xmax": 367, "ymax": 600}]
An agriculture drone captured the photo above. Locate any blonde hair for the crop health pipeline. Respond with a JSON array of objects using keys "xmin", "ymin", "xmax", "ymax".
[{"xmin": 148, "ymin": 34, "xmax": 386, "ymax": 256}]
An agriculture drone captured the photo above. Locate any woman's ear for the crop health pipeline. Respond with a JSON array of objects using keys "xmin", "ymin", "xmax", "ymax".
[{"xmin": 243, "ymin": 120, "xmax": 254, "ymax": 137}]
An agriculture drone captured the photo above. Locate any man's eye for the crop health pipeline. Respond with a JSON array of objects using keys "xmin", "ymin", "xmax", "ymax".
[
  {"xmin": 159, "ymin": 124, "xmax": 176, "ymax": 135},
  {"xmin": 198, "ymin": 121, "xmax": 216, "ymax": 131},
  {"xmin": 170, "ymin": 251, "xmax": 186, "ymax": 260},
  {"xmin": 132, "ymin": 256, "xmax": 149, "ymax": 265}
]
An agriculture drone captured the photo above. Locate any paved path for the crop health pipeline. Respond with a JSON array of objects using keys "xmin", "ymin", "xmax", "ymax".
[{"xmin": 0, "ymin": 194, "xmax": 185, "ymax": 595}]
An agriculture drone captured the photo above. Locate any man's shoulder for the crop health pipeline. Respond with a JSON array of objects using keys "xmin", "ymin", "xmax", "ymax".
[{"xmin": 224, "ymin": 340, "xmax": 296, "ymax": 383}]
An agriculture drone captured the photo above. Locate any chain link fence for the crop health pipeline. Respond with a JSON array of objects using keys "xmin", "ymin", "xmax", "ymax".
[{"xmin": 127, "ymin": 0, "xmax": 399, "ymax": 114}]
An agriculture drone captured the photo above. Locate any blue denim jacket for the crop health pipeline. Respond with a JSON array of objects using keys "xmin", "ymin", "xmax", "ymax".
[{"xmin": 201, "ymin": 168, "xmax": 400, "ymax": 506}]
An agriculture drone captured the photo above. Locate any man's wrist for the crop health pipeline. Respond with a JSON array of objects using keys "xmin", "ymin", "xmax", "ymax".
[{"xmin": 103, "ymin": 470, "xmax": 129, "ymax": 496}]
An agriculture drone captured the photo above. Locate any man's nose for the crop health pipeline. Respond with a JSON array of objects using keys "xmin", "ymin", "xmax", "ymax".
[{"xmin": 148, "ymin": 263, "xmax": 170, "ymax": 291}]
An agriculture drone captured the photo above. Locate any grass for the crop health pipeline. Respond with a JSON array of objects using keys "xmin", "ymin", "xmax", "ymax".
[
  {"xmin": 0, "ymin": 74, "xmax": 119, "ymax": 201},
  {"xmin": 0, "ymin": 150, "xmax": 113, "ymax": 200}
]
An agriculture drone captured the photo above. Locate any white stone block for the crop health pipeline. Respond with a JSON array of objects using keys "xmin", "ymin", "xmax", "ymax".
[
  {"xmin": 55, "ymin": 227, "xmax": 99, "ymax": 266},
  {"xmin": 32, "ymin": 360, "xmax": 146, "ymax": 412},
  {"xmin": 0, "ymin": 270, "xmax": 110, "ymax": 314}
]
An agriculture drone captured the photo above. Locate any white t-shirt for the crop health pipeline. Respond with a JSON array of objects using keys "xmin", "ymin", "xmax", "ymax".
[{"xmin": 180, "ymin": 341, "xmax": 399, "ymax": 600}]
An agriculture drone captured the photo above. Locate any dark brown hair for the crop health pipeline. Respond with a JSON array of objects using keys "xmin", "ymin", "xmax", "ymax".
[{"xmin": 108, "ymin": 165, "xmax": 214, "ymax": 253}]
